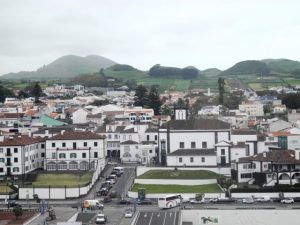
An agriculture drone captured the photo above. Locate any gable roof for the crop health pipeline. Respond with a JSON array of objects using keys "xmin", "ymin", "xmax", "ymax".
[
  {"xmin": 231, "ymin": 129, "xmax": 257, "ymax": 135},
  {"xmin": 39, "ymin": 115, "xmax": 66, "ymax": 127},
  {"xmin": 49, "ymin": 131, "xmax": 105, "ymax": 140},
  {"xmin": 120, "ymin": 140, "xmax": 139, "ymax": 145},
  {"xmin": 120, "ymin": 128, "xmax": 136, "ymax": 133},
  {"xmin": 162, "ymin": 119, "xmax": 230, "ymax": 130},
  {"xmin": 237, "ymin": 150, "xmax": 300, "ymax": 164},
  {"xmin": 0, "ymin": 136, "xmax": 45, "ymax": 146},
  {"xmin": 146, "ymin": 128, "xmax": 158, "ymax": 133}
]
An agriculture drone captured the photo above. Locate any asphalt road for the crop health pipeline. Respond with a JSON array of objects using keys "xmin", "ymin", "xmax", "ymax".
[{"xmin": 111, "ymin": 167, "xmax": 135, "ymax": 198}]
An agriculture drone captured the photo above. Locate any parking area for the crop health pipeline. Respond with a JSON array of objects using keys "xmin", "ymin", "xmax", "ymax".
[{"xmin": 133, "ymin": 211, "xmax": 179, "ymax": 225}]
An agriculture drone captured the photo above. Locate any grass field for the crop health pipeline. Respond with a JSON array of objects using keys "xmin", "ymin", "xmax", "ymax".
[
  {"xmin": 137, "ymin": 170, "xmax": 222, "ymax": 179},
  {"xmin": 0, "ymin": 185, "xmax": 14, "ymax": 194},
  {"xmin": 131, "ymin": 183, "xmax": 222, "ymax": 193},
  {"xmin": 32, "ymin": 172, "xmax": 93, "ymax": 187}
]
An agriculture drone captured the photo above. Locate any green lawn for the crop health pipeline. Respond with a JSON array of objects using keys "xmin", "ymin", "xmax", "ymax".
[
  {"xmin": 131, "ymin": 183, "xmax": 222, "ymax": 193},
  {"xmin": 137, "ymin": 170, "xmax": 222, "ymax": 179},
  {"xmin": 0, "ymin": 185, "xmax": 14, "ymax": 194},
  {"xmin": 32, "ymin": 172, "xmax": 93, "ymax": 187}
]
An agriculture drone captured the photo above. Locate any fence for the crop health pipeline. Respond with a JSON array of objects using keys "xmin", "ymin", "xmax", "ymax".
[{"xmin": 18, "ymin": 160, "xmax": 102, "ymax": 200}]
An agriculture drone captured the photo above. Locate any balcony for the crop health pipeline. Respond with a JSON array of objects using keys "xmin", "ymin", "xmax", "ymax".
[
  {"xmin": 5, "ymin": 153, "xmax": 12, "ymax": 157},
  {"xmin": 5, "ymin": 162, "xmax": 11, "ymax": 166}
]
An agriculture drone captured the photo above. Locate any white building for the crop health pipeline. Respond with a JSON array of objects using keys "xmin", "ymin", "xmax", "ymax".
[
  {"xmin": 239, "ymin": 103, "xmax": 264, "ymax": 117},
  {"xmin": 45, "ymin": 131, "xmax": 106, "ymax": 171},
  {"xmin": 72, "ymin": 108, "xmax": 89, "ymax": 124},
  {"xmin": 0, "ymin": 135, "xmax": 45, "ymax": 181}
]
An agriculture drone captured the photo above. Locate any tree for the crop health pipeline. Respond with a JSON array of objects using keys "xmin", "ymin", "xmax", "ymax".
[
  {"xmin": 134, "ymin": 85, "xmax": 148, "ymax": 107},
  {"xmin": 218, "ymin": 78, "xmax": 225, "ymax": 105},
  {"xmin": 0, "ymin": 85, "xmax": 15, "ymax": 103},
  {"xmin": 147, "ymin": 86, "xmax": 162, "ymax": 115},
  {"xmin": 13, "ymin": 207, "xmax": 23, "ymax": 220},
  {"xmin": 161, "ymin": 105, "xmax": 171, "ymax": 115},
  {"xmin": 31, "ymin": 82, "xmax": 42, "ymax": 103},
  {"xmin": 175, "ymin": 98, "xmax": 186, "ymax": 108}
]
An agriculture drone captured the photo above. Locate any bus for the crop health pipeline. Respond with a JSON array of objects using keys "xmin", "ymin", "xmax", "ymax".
[{"xmin": 158, "ymin": 194, "xmax": 182, "ymax": 209}]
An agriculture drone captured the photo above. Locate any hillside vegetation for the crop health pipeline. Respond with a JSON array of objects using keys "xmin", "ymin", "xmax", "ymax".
[
  {"xmin": 149, "ymin": 64, "xmax": 199, "ymax": 79},
  {"xmin": 263, "ymin": 59, "xmax": 300, "ymax": 74},
  {"xmin": 222, "ymin": 60, "xmax": 270, "ymax": 75},
  {"xmin": 1, "ymin": 55, "xmax": 116, "ymax": 80}
]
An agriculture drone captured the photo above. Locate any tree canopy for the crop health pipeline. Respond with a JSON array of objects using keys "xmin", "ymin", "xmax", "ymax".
[{"xmin": 149, "ymin": 64, "xmax": 199, "ymax": 79}]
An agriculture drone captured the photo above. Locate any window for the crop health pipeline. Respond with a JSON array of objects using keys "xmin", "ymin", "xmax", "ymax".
[
  {"xmin": 94, "ymin": 152, "xmax": 98, "ymax": 158},
  {"xmin": 114, "ymin": 134, "xmax": 118, "ymax": 139},
  {"xmin": 94, "ymin": 142, "xmax": 98, "ymax": 147},
  {"xmin": 0, "ymin": 158, "xmax": 4, "ymax": 163},
  {"xmin": 202, "ymin": 142, "xmax": 207, "ymax": 148},
  {"xmin": 179, "ymin": 142, "xmax": 184, "ymax": 148},
  {"xmin": 0, "ymin": 168, "xmax": 3, "ymax": 173},
  {"xmin": 241, "ymin": 173, "xmax": 252, "ymax": 179},
  {"xmin": 84, "ymin": 142, "xmax": 87, "ymax": 147},
  {"xmin": 41, "ymin": 153, "xmax": 45, "ymax": 157},
  {"xmin": 13, "ymin": 167, "xmax": 19, "ymax": 172},
  {"xmin": 0, "ymin": 148, "xmax": 3, "ymax": 153},
  {"xmin": 155, "ymin": 135, "xmax": 158, "ymax": 141},
  {"xmin": 191, "ymin": 142, "xmax": 196, "ymax": 149},
  {"xmin": 62, "ymin": 142, "xmax": 66, "ymax": 147},
  {"xmin": 108, "ymin": 135, "xmax": 112, "ymax": 139},
  {"xmin": 147, "ymin": 135, "xmax": 150, "ymax": 141},
  {"xmin": 201, "ymin": 157, "xmax": 205, "ymax": 162},
  {"xmin": 52, "ymin": 153, "xmax": 56, "ymax": 159},
  {"xmin": 14, "ymin": 148, "xmax": 18, "ymax": 153},
  {"xmin": 82, "ymin": 153, "xmax": 86, "ymax": 158},
  {"xmin": 179, "ymin": 157, "xmax": 182, "ymax": 163},
  {"xmin": 52, "ymin": 143, "xmax": 56, "ymax": 148},
  {"xmin": 190, "ymin": 157, "xmax": 194, "ymax": 163},
  {"xmin": 149, "ymin": 150, "xmax": 153, "ymax": 153},
  {"xmin": 14, "ymin": 158, "xmax": 18, "ymax": 163},
  {"xmin": 59, "ymin": 153, "xmax": 66, "ymax": 158},
  {"xmin": 41, "ymin": 144, "xmax": 45, "ymax": 149},
  {"xmin": 221, "ymin": 149, "xmax": 225, "ymax": 155},
  {"xmin": 129, "ymin": 135, "xmax": 132, "ymax": 140},
  {"xmin": 245, "ymin": 147, "xmax": 250, "ymax": 156},
  {"xmin": 70, "ymin": 153, "xmax": 77, "ymax": 158}
]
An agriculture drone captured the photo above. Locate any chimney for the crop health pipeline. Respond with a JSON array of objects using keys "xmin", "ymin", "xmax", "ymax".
[
  {"xmin": 9, "ymin": 136, "xmax": 13, "ymax": 140},
  {"xmin": 61, "ymin": 130, "xmax": 65, "ymax": 135},
  {"xmin": 263, "ymin": 152, "xmax": 266, "ymax": 158},
  {"xmin": 28, "ymin": 131, "xmax": 32, "ymax": 137},
  {"xmin": 45, "ymin": 130, "xmax": 49, "ymax": 135}
]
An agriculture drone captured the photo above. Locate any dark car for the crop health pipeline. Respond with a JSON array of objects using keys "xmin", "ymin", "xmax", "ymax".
[
  {"xmin": 109, "ymin": 191, "xmax": 118, "ymax": 198},
  {"xmin": 119, "ymin": 199, "xmax": 131, "ymax": 205},
  {"xmin": 7, "ymin": 200, "xmax": 21, "ymax": 208},
  {"xmin": 103, "ymin": 196, "xmax": 112, "ymax": 203},
  {"xmin": 137, "ymin": 199, "xmax": 152, "ymax": 205},
  {"xmin": 293, "ymin": 197, "xmax": 300, "ymax": 202}
]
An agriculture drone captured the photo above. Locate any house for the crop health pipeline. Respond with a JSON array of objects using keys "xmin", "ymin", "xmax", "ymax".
[
  {"xmin": 0, "ymin": 135, "xmax": 45, "ymax": 181},
  {"xmin": 231, "ymin": 150, "xmax": 300, "ymax": 185},
  {"xmin": 239, "ymin": 103, "xmax": 264, "ymax": 117},
  {"xmin": 45, "ymin": 131, "xmax": 106, "ymax": 171},
  {"xmin": 72, "ymin": 108, "xmax": 89, "ymax": 124},
  {"xmin": 158, "ymin": 118, "xmax": 231, "ymax": 167},
  {"xmin": 198, "ymin": 105, "xmax": 222, "ymax": 116},
  {"xmin": 0, "ymin": 113, "xmax": 24, "ymax": 127}
]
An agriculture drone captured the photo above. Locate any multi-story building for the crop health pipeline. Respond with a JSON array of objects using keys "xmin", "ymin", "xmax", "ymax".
[
  {"xmin": 239, "ymin": 103, "xmax": 264, "ymax": 117},
  {"xmin": 0, "ymin": 135, "xmax": 45, "ymax": 181},
  {"xmin": 45, "ymin": 131, "xmax": 106, "ymax": 172}
]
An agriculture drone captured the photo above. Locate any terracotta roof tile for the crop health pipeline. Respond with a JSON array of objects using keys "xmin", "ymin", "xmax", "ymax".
[
  {"xmin": 0, "ymin": 136, "xmax": 45, "ymax": 146},
  {"xmin": 49, "ymin": 131, "xmax": 105, "ymax": 140}
]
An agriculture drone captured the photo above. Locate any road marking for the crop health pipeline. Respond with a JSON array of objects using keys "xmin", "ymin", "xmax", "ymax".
[
  {"xmin": 173, "ymin": 212, "xmax": 177, "ymax": 225},
  {"xmin": 169, "ymin": 212, "xmax": 173, "ymax": 217},
  {"xmin": 148, "ymin": 213, "xmax": 153, "ymax": 225},
  {"xmin": 157, "ymin": 213, "xmax": 160, "ymax": 217},
  {"xmin": 133, "ymin": 211, "xmax": 140, "ymax": 225},
  {"xmin": 162, "ymin": 212, "xmax": 166, "ymax": 225},
  {"xmin": 144, "ymin": 213, "xmax": 147, "ymax": 218}
]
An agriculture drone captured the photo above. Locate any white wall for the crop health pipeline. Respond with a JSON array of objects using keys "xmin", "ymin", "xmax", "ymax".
[
  {"xmin": 127, "ymin": 191, "xmax": 225, "ymax": 199},
  {"xmin": 167, "ymin": 155, "xmax": 217, "ymax": 166}
]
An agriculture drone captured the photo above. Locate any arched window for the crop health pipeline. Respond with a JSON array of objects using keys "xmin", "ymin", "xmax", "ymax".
[
  {"xmin": 47, "ymin": 162, "xmax": 56, "ymax": 171},
  {"xmin": 70, "ymin": 153, "xmax": 77, "ymax": 158},
  {"xmin": 58, "ymin": 161, "xmax": 67, "ymax": 170},
  {"xmin": 79, "ymin": 161, "xmax": 89, "ymax": 170},
  {"xmin": 13, "ymin": 167, "xmax": 19, "ymax": 172},
  {"xmin": 69, "ymin": 161, "xmax": 78, "ymax": 170}
]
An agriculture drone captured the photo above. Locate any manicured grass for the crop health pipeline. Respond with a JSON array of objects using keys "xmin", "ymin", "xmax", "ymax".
[
  {"xmin": 137, "ymin": 170, "xmax": 222, "ymax": 179},
  {"xmin": 0, "ymin": 185, "xmax": 14, "ymax": 194},
  {"xmin": 131, "ymin": 183, "xmax": 222, "ymax": 193},
  {"xmin": 32, "ymin": 172, "xmax": 93, "ymax": 187}
]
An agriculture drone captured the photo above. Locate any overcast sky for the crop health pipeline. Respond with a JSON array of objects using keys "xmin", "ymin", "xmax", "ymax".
[{"xmin": 0, "ymin": 0, "xmax": 300, "ymax": 75}]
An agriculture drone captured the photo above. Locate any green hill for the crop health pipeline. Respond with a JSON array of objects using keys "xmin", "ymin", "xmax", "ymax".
[
  {"xmin": 222, "ymin": 60, "xmax": 270, "ymax": 75},
  {"xmin": 262, "ymin": 59, "xmax": 300, "ymax": 74},
  {"xmin": 1, "ymin": 55, "xmax": 116, "ymax": 80},
  {"xmin": 109, "ymin": 64, "xmax": 139, "ymax": 71},
  {"xmin": 201, "ymin": 68, "xmax": 222, "ymax": 76}
]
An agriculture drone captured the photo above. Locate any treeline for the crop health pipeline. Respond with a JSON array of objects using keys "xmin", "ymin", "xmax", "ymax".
[
  {"xmin": 0, "ymin": 84, "xmax": 14, "ymax": 102},
  {"xmin": 281, "ymin": 93, "xmax": 300, "ymax": 109},
  {"xmin": 149, "ymin": 64, "xmax": 199, "ymax": 79}
]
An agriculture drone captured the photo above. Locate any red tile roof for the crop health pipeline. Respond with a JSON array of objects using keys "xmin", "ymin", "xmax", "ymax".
[
  {"xmin": 49, "ymin": 131, "xmax": 105, "ymax": 140},
  {"xmin": 0, "ymin": 136, "xmax": 45, "ymax": 146}
]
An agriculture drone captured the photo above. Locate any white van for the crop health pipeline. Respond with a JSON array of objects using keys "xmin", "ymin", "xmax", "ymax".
[
  {"xmin": 113, "ymin": 167, "xmax": 124, "ymax": 174},
  {"xmin": 84, "ymin": 200, "xmax": 104, "ymax": 209}
]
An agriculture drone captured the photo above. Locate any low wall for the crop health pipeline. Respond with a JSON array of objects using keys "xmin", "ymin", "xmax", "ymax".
[
  {"xmin": 136, "ymin": 166, "xmax": 231, "ymax": 177},
  {"xmin": 134, "ymin": 178, "xmax": 217, "ymax": 185},
  {"xmin": 231, "ymin": 192, "xmax": 300, "ymax": 198},
  {"xmin": 128, "ymin": 191, "xmax": 225, "ymax": 199}
]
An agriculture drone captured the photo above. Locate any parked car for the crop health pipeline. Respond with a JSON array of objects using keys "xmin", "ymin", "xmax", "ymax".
[
  {"xmin": 7, "ymin": 200, "xmax": 21, "ymax": 208},
  {"xmin": 190, "ymin": 199, "xmax": 205, "ymax": 204},
  {"xmin": 256, "ymin": 196, "xmax": 271, "ymax": 202},
  {"xmin": 137, "ymin": 199, "xmax": 152, "ymax": 205},
  {"xmin": 293, "ymin": 197, "xmax": 300, "ymax": 202},
  {"xmin": 95, "ymin": 213, "xmax": 107, "ymax": 224},
  {"xmin": 119, "ymin": 198, "xmax": 131, "ymax": 205},
  {"xmin": 109, "ymin": 174, "xmax": 117, "ymax": 180},
  {"xmin": 281, "ymin": 198, "xmax": 294, "ymax": 204},
  {"xmin": 209, "ymin": 197, "xmax": 236, "ymax": 204},
  {"xmin": 242, "ymin": 198, "xmax": 254, "ymax": 204},
  {"xmin": 124, "ymin": 208, "xmax": 134, "ymax": 218},
  {"xmin": 103, "ymin": 196, "xmax": 112, "ymax": 203},
  {"xmin": 109, "ymin": 191, "xmax": 118, "ymax": 198},
  {"xmin": 84, "ymin": 200, "xmax": 104, "ymax": 209}
]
